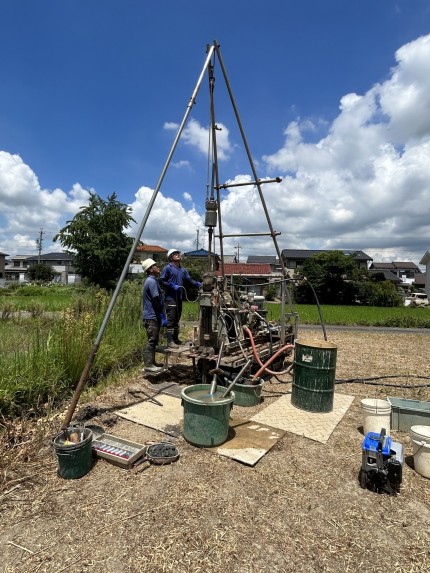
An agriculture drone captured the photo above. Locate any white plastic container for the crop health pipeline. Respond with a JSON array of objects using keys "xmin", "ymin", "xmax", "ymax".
[
  {"xmin": 410, "ymin": 425, "xmax": 430, "ymax": 479},
  {"xmin": 361, "ymin": 398, "xmax": 391, "ymax": 436}
]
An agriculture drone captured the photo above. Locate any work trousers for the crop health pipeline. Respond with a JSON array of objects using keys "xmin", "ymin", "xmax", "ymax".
[
  {"xmin": 143, "ymin": 319, "xmax": 160, "ymax": 354},
  {"xmin": 165, "ymin": 299, "xmax": 182, "ymax": 342}
]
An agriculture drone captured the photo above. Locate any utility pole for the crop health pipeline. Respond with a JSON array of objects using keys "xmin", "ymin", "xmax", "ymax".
[
  {"xmin": 36, "ymin": 228, "xmax": 44, "ymax": 263},
  {"xmin": 196, "ymin": 228, "xmax": 200, "ymax": 250},
  {"xmin": 235, "ymin": 243, "xmax": 241, "ymax": 263}
]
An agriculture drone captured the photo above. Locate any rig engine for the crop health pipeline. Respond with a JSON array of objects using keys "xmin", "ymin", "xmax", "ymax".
[{"xmin": 193, "ymin": 272, "xmax": 294, "ymax": 386}]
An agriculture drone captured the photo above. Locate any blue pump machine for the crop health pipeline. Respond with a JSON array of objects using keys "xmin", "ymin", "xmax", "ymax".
[{"xmin": 359, "ymin": 428, "xmax": 404, "ymax": 495}]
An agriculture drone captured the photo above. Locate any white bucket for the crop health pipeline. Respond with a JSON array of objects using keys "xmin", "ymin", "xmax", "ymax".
[
  {"xmin": 361, "ymin": 398, "xmax": 391, "ymax": 436},
  {"xmin": 410, "ymin": 425, "xmax": 430, "ymax": 479}
]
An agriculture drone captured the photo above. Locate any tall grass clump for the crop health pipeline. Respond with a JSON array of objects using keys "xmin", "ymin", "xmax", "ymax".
[{"xmin": 0, "ymin": 282, "xmax": 145, "ymax": 418}]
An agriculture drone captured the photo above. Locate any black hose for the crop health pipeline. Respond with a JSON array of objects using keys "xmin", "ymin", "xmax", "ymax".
[
  {"xmin": 335, "ymin": 374, "xmax": 430, "ymax": 389},
  {"xmin": 304, "ymin": 279, "xmax": 327, "ymax": 341},
  {"xmin": 265, "ymin": 372, "xmax": 430, "ymax": 390}
]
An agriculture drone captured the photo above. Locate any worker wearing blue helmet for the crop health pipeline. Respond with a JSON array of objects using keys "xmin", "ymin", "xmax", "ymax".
[{"xmin": 160, "ymin": 249, "xmax": 202, "ymax": 348}]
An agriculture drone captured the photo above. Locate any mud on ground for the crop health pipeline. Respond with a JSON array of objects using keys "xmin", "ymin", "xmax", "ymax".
[{"xmin": 1, "ymin": 328, "xmax": 430, "ymax": 573}]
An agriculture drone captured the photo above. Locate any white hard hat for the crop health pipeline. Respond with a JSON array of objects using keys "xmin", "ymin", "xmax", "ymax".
[
  {"xmin": 141, "ymin": 258, "xmax": 157, "ymax": 273},
  {"xmin": 167, "ymin": 248, "xmax": 180, "ymax": 260}
]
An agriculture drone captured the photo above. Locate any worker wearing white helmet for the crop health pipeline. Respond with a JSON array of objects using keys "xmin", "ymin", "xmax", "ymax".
[
  {"xmin": 141, "ymin": 259, "xmax": 168, "ymax": 373},
  {"xmin": 160, "ymin": 249, "xmax": 202, "ymax": 348}
]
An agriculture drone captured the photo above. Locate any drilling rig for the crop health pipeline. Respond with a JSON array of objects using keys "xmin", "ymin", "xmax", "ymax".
[{"xmin": 173, "ymin": 41, "xmax": 298, "ymax": 387}]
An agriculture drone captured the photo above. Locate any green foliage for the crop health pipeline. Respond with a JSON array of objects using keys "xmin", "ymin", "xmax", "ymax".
[
  {"xmin": 0, "ymin": 284, "xmax": 85, "ymax": 312},
  {"xmin": 265, "ymin": 283, "xmax": 279, "ymax": 301},
  {"xmin": 0, "ymin": 281, "xmax": 145, "ymax": 418},
  {"xmin": 54, "ymin": 192, "xmax": 135, "ymax": 289},
  {"xmin": 294, "ymin": 251, "xmax": 361, "ymax": 304},
  {"xmin": 353, "ymin": 277, "xmax": 403, "ymax": 307},
  {"xmin": 27, "ymin": 263, "xmax": 57, "ymax": 282},
  {"xmin": 293, "ymin": 251, "xmax": 402, "ymax": 307},
  {"xmin": 12, "ymin": 285, "xmax": 47, "ymax": 296}
]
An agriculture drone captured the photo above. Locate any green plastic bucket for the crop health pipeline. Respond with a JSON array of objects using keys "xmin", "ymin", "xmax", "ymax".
[
  {"xmin": 181, "ymin": 384, "xmax": 235, "ymax": 447},
  {"xmin": 292, "ymin": 339, "xmax": 337, "ymax": 413},
  {"xmin": 232, "ymin": 379, "xmax": 264, "ymax": 407},
  {"xmin": 52, "ymin": 427, "xmax": 93, "ymax": 479}
]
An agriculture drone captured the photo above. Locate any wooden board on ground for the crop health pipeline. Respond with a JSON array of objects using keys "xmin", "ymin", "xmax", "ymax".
[
  {"xmin": 215, "ymin": 418, "xmax": 286, "ymax": 466},
  {"xmin": 115, "ymin": 394, "xmax": 183, "ymax": 437}
]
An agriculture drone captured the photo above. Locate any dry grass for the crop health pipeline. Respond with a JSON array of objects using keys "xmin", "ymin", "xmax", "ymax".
[{"xmin": 1, "ymin": 328, "xmax": 430, "ymax": 573}]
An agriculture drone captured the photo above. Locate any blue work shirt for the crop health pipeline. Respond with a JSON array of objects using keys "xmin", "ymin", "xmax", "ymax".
[
  {"xmin": 160, "ymin": 262, "xmax": 199, "ymax": 301},
  {"xmin": 142, "ymin": 275, "xmax": 163, "ymax": 320}
]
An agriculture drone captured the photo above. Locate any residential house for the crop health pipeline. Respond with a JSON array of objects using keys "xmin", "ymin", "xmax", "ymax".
[
  {"xmin": 368, "ymin": 268, "xmax": 403, "ymax": 287},
  {"xmin": 134, "ymin": 244, "xmax": 168, "ymax": 265},
  {"xmin": 183, "ymin": 248, "xmax": 220, "ymax": 271},
  {"xmin": 25, "ymin": 252, "xmax": 78, "ymax": 283},
  {"xmin": 413, "ymin": 273, "xmax": 426, "ymax": 291},
  {"xmin": 222, "ymin": 255, "xmax": 238, "ymax": 264},
  {"xmin": 4, "ymin": 252, "xmax": 77, "ymax": 283},
  {"xmin": 281, "ymin": 249, "xmax": 372, "ymax": 276},
  {"xmin": 419, "ymin": 251, "xmax": 430, "ymax": 298},
  {"xmin": 246, "ymin": 255, "xmax": 280, "ymax": 272},
  {"xmin": 369, "ymin": 261, "xmax": 423, "ymax": 292},
  {"xmin": 127, "ymin": 244, "xmax": 168, "ymax": 277},
  {"xmin": 0, "ymin": 251, "xmax": 9, "ymax": 284},
  {"xmin": 369, "ymin": 261, "xmax": 421, "ymax": 279},
  {"xmin": 216, "ymin": 263, "xmax": 273, "ymax": 296},
  {"xmin": 4, "ymin": 254, "xmax": 32, "ymax": 282}
]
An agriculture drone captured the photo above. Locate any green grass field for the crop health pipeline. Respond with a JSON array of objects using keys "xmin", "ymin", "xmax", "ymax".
[{"xmin": 182, "ymin": 301, "xmax": 430, "ymax": 328}]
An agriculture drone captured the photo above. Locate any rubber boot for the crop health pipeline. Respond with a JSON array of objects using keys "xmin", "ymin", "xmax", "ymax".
[
  {"xmin": 173, "ymin": 328, "xmax": 182, "ymax": 345},
  {"xmin": 153, "ymin": 352, "xmax": 164, "ymax": 368},
  {"xmin": 143, "ymin": 350, "xmax": 162, "ymax": 373},
  {"xmin": 166, "ymin": 329, "xmax": 179, "ymax": 349}
]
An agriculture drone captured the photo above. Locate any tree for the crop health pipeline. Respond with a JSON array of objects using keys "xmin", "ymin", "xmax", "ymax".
[
  {"xmin": 265, "ymin": 283, "xmax": 279, "ymax": 301},
  {"xmin": 54, "ymin": 192, "xmax": 135, "ymax": 289},
  {"xmin": 293, "ymin": 251, "xmax": 402, "ymax": 307},
  {"xmin": 27, "ymin": 263, "xmax": 57, "ymax": 282},
  {"xmin": 353, "ymin": 274, "xmax": 402, "ymax": 307},
  {"xmin": 294, "ymin": 251, "xmax": 361, "ymax": 305}
]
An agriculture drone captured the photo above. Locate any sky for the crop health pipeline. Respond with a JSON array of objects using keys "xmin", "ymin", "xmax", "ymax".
[{"xmin": 1, "ymin": 0, "xmax": 430, "ymax": 269}]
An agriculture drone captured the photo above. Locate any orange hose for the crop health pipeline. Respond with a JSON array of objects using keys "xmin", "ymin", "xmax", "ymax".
[{"xmin": 242, "ymin": 326, "xmax": 294, "ymax": 380}]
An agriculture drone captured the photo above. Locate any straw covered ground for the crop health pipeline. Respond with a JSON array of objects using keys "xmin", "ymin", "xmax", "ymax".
[{"xmin": 1, "ymin": 328, "xmax": 430, "ymax": 573}]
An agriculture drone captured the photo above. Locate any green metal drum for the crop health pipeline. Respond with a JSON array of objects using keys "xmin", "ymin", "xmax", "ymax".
[{"xmin": 292, "ymin": 339, "xmax": 337, "ymax": 413}]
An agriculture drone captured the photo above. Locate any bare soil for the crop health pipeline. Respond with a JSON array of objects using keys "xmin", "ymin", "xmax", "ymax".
[{"xmin": 1, "ymin": 328, "xmax": 430, "ymax": 573}]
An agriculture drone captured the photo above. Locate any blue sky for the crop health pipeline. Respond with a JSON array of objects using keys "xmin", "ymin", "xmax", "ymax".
[{"xmin": 1, "ymin": 0, "xmax": 430, "ymax": 267}]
